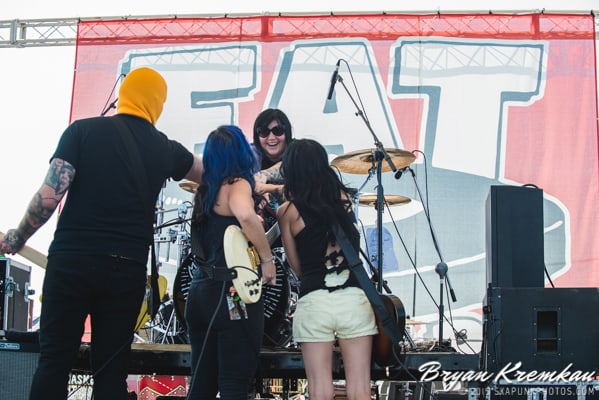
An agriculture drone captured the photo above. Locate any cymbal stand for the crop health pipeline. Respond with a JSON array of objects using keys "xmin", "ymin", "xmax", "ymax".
[
  {"xmin": 334, "ymin": 69, "xmax": 401, "ymax": 292},
  {"xmin": 352, "ymin": 169, "xmax": 375, "ymax": 225}
]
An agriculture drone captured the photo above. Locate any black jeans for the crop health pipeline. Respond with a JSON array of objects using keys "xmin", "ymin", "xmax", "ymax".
[
  {"xmin": 185, "ymin": 275, "xmax": 264, "ymax": 400},
  {"xmin": 29, "ymin": 254, "xmax": 147, "ymax": 400}
]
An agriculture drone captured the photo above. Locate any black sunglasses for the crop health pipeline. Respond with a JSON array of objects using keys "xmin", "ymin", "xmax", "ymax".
[{"xmin": 258, "ymin": 125, "xmax": 286, "ymax": 138}]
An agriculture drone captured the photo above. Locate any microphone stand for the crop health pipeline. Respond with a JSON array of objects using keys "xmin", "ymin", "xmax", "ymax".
[
  {"xmin": 405, "ymin": 167, "xmax": 457, "ymax": 349},
  {"xmin": 335, "ymin": 73, "xmax": 399, "ymax": 292}
]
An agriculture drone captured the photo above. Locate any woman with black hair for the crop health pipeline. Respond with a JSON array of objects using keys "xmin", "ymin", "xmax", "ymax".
[
  {"xmin": 277, "ymin": 138, "xmax": 377, "ymax": 400},
  {"xmin": 252, "ymin": 108, "xmax": 293, "ymax": 243},
  {"xmin": 252, "ymin": 108, "xmax": 293, "ymax": 199},
  {"xmin": 252, "ymin": 108, "xmax": 293, "ymax": 170}
]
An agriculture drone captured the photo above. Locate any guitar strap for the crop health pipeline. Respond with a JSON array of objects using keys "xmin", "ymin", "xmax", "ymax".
[
  {"xmin": 331, "ymin": 223, "xmax": 403, "ymax": 345},
  {"xmin": 112, "ymin": 116, "xmax": 161, "ymax": 319}
]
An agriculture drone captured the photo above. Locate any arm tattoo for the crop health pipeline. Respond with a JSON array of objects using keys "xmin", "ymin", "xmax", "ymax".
[
  {"xmin": 45, "ymin": 158, "xmax": 75, "ymax": 195},
  {"xmin": 20, "ymin": 192, "xmax": 59, "ymax": 238},
  {"xmin": 262, "ymin": 165, "xmax": 283, "ymax": 184}
]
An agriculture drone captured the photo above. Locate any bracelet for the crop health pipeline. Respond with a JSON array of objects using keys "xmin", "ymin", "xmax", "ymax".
[{"xmin": 260, "ymin": 255, "xmax": 275, "ymax": 265}]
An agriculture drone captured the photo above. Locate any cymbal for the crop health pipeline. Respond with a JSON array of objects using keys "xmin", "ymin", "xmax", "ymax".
[
  {"xmin": 405, "ymin": 318, "xmax": 426, "ymax": 325},
  {"xmin": 331, "ymin": 148, "xmax": 415, "ymax": 174},
  {"xmin": 179, "ymin": 180, "xmax": 199, "ymax": 193},
  {"xmin": 358, "ymin": 193, "xmax": 411, "ymax": 207}
]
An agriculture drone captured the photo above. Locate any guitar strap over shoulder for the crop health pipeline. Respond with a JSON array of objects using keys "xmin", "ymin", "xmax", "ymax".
[
  {"xmin": 331, "ymin": 223, "xmax": 403, "ymax": 346},
  {"xmin": 112, "ymin": 116, "xmax": 161, "ymax": 319}
]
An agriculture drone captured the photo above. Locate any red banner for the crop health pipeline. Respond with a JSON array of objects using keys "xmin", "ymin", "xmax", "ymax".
[{"xmin": 72, "ymin": 13, "xmax": 598, "ymax": 342}]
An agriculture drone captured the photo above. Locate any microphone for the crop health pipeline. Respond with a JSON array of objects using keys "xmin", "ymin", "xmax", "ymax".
[
  {"xmin": 394, "ymin": 167, "xmax": 407, "ymax": 180},
  {"xmin": 326, "ymin": 60, "xmax": 341, "ymax": 100},
  {"xmin": 101, "ymin": 98, "xmax": 118, "ymax": 117}
]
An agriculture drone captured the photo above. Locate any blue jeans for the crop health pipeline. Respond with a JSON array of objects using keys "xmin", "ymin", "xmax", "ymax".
[
  {"xmin": 185, "ymin": 275, "xmax": 264, "ymax": 400},
  {"xmin": 29, "ymin": 254, "xmax": 147, "ymax": 400}
]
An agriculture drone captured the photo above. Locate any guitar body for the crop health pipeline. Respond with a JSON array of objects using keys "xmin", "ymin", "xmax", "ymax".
[
  {"xmin": 223, "ymin": 225, "xmax": 262, "ymax": 304},
  {"xmin": 372, "ymin": 293, "xmax": 406, "ymax": 366}
]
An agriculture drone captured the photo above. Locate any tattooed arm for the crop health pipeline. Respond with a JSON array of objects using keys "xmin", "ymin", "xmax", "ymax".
[
  {"xmin": 0, "ymin": 158, "xmax": 75, "ymax": 255},
  {"xmin": 254, "ymin": 161, "xmax": 284, "ymax": 197}
]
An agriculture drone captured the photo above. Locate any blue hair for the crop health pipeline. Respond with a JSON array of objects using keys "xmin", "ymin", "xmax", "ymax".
[{"xmin": 194, "ymin": 125, "xmax": 258, "ymax": 220}]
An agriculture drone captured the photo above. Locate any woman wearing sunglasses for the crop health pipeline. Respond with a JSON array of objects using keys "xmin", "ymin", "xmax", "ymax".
[
  {"xmin": 252, "ymin": 108, "xmax": 293, "ymax": 171},
  {"xmin": 252, "ymin": 109, "xmax": 294, "ymax": 233}
]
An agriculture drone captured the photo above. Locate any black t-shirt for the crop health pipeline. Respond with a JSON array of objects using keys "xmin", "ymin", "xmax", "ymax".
[{"xmin": 48, "ymin": 114, "xmax": 194, "ymax": 264}]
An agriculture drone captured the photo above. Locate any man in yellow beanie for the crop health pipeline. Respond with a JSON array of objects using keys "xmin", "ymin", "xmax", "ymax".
[{"xmin": 0, "ymin": 67, "xmax": 202, "ymax": 400}]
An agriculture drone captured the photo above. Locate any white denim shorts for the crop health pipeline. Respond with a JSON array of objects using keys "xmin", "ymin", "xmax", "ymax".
[{"xmin": 292, "ymin": 286, "xmax": 378, "ymax": 342}]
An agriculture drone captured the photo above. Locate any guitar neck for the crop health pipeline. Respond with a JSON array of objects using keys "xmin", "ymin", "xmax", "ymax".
[{"xmin": 265, "ymin": 223, "xmax": 280, "ymax": 246}]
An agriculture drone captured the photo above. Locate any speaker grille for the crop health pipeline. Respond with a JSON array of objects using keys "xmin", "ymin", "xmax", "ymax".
[{"xmin": 0, "ymin": 344, "xmax": 39, "ymax": 400}]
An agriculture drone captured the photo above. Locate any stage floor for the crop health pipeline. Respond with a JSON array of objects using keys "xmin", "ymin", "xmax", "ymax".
[{"xmin": 72, "ymin": 342, "xmax": 480, "ymax": 381}]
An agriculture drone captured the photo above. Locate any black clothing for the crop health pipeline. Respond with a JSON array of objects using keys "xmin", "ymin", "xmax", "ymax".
[
  {"xmin": 49, "ymin": 114, "xmax": 193, "ymax": 264},
  {"xmin": 292, "ymin": 201, "xmax": 360, "ymax": 298},
  {"xmin": 30, "ymin": 254, "xmax": 146, "ymax": 400},
  {"xmin": 186, "ymin": 213, "xmax": 264, "ymax": 400},
  {"xmin": 31, "ymin": 113, "xmax": 194, "ymax": 400}
]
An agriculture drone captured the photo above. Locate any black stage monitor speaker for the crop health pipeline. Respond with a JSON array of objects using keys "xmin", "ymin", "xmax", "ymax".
[
  {"xmin": 0, "ymin": 341, "xmax": 39, "ymax": 400},
  {"xmin": 482, "ymin": 287, "xmax": 599, "ymax": 375},
  {"xmin": 485, "ymin": 185, "xmax": 545, "ymax": 288}
]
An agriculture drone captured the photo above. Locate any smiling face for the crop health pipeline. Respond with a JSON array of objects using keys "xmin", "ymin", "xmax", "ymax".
[{"xmin": 258, "ymin": 119, "xmax": 287, "ymax": 163}]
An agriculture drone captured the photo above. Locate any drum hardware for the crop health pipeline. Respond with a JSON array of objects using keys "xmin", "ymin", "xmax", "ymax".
[
  {"xmin": 178, "ymin": 179, "xmax": 199, "ymax": 193},
  {"xmin": 136, "ymin": 184, "xmax": 192, "ymax": 344},
  {"xmin": 153, "ymin": 227, "xmax": 190, "ymax": 263},
  {"xmin": 331, "ymin": 148, "xmax": 415, "ymax": 175},
  {"xmin": 262, "ymin": 248, "xmax": 300, "ymax": 348},
  {"xmin": 358, "ymin": 193, "xmax": 411, "ymax": 207},
  {"xmin": 326, "ymin": 62, "xmax": 408, "ymax": 293},
  {"xmin": 329, "ymin": 62, "xmax": 460, "ymax": 352},
  {"xmin": 327, "ymin": 61, "xmax": 418, "ymax": 356}
]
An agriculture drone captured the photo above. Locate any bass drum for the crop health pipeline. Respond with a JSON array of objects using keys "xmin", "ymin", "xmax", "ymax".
[
  {"xmin": 173, "ymin": 248, "xmax": 300, "ymax": 348},
  {"xmin": 262, "ymin": 247, "xmax": 300, "ymax": 348}
]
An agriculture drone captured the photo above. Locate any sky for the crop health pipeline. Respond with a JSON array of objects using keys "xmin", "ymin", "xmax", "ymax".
[{"xmin": 1, "ymin": 0, "xmax": 597, "ymax": 321}]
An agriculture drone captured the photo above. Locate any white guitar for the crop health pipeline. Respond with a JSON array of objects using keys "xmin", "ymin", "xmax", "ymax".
[{"xmin": 223, "ymin": 223, "xmax": 280, "ymax": 304}]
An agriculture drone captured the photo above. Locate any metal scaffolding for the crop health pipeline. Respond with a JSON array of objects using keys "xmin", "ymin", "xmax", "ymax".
[
  {"xmin": 1, "ymin": 11, "xmax": 596, "ymax": 48},
  {"xmin": 0, "ymin": 18, "xmax": 78, "ymax": 47}
]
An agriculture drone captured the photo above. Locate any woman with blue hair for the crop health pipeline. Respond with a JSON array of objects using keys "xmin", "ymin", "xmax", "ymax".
[{"xmin": 185, "ymin": 125, "xmax": 276, "ymax": 400}]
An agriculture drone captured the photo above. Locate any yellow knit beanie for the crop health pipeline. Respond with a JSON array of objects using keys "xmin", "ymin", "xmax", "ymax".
[{"xmin": 117, "ymin": 67, "xmax": 167, "ymax": 125}]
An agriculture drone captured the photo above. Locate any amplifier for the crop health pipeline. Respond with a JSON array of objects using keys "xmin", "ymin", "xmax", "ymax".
[
  {"xmin": 0, "ymin": 341, "xmax": 39, "ymax": 400},
  {"xmin": 485, "ymin": 185, "xmax": 545, "ymax": 288},
  {"xmin": 0, "ymin": 258, "xmax": 35, "ymax": 331},
  {"xmin": 482, "ymin": 287, "xmax": 599, "ymax": 374}
]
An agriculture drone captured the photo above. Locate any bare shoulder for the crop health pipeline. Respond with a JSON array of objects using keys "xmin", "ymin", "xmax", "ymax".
[
  {"xmin": 277, "ymin": 201, "xmax": 289, "ymax": 217},
  {"xmin": 277, "ymin": 201, "xmax": 301, "ymax": 223},
  {"xmin": 277, "ymin": 201, "xmax": 294, "ymax": 219},
  {"xmin": 227, "ymin": 177, "xmax": 252, "ymax": 192}
]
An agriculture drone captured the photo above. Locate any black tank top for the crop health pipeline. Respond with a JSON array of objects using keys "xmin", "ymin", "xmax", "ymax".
[
  {"xmin": 293, "ymin": 202, "xmax": 360, "ymax": 298},
  {"xmin": 191, "ymin": 213, "xmax": 239, "ymax": 269}
]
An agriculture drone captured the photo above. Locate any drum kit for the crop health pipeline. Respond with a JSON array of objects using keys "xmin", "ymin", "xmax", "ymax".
[{"xmin": 143, "ymin": 146, "xmax": 416, "ymax": 348}]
